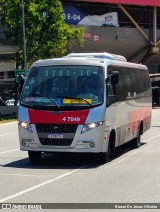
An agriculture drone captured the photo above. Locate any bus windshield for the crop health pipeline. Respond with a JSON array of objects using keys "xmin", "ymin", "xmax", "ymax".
[{"xmin": 20, "ymin": 65, "xmax": 104, "ymax": 107}]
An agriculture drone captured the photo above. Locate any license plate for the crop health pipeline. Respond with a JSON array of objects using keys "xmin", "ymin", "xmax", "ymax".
[{"xmin": 48, "ymin": 134, "xmax": 63, "ymax": 139}]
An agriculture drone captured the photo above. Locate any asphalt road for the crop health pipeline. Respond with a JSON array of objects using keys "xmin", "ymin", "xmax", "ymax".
[{"xmin": 0, "ymin": 108, "xmax": 160, "ymax": 211}]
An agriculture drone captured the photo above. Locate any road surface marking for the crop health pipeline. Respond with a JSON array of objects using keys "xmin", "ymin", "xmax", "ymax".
[
  {"xmin": 0, "ymin": 164, "xmax": 89, "ymax": 203},
  {"xmin": 142, "ymin": 134, "xmax": 160, "ymax": 142},
  {"xmin": 104, "ymin": 133, "xmax": 160, "ymax": 169},
  {"xmin": 0, "ymin": 132, "xmax": 16, "ymax": 137},
  {"xmin": 0, "ymin": 149, "xmax": 19, "ymax": 155},
  {"xmin": 0, "ymin": 131, "xmax": 160, "ymax": 201},
  {"xmin": 0, "ymin": 174, "xmax": 48, "ymax": 178}
]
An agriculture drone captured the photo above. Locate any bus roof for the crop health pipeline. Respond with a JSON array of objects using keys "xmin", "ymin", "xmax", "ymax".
[
  {"xmin": 33, "ymin": 53, "xmax": 147, "ymax": 70},
  {"xmin": 33, "ymin": 57, "xmax": 106, "ymax": 67},
  {"xmin": 66, "ymin": 52, "xmax": 127, "ymax": 62}
]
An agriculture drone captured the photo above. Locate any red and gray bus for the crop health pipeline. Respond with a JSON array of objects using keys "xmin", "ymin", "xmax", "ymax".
[{"xmin": 18, "ymin": 52, "xmax": 152, "ymax": 163}]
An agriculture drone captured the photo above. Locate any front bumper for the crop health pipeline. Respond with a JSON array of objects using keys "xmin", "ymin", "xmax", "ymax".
[{"xmin": 18, "ymin": 123, "xmax": 107, "ymax": 153}]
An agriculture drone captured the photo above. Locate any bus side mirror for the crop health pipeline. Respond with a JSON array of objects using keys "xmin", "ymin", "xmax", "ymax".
[
  {"xmin": 19, "ymin": 74, "xmax": 26, "ymax": 85},
  {"xmin": 107, "ymin": 84, "xmax": 110, "ymax": 93},
  {"xmin": 106, "ymin": 71, "xmax": 119, "ymax": 85},
  {"xmin": 19, "ymin": 74, "xmax": 26, "ymax": 95},
  {"xmin": 111, "ymin": 71, "xmax": 119, "ymax": 85}
]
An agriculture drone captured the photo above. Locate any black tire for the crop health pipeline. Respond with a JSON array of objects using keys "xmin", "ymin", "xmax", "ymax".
[
  {"xmin": 28, "ymin": 151, "xmax": 42, "ymax": 162},
  {"xmin": 100, "ymin": 143, "xmax": 112, "ymax": 164},
  {"xmin": 132, "ymin": 129, "xmax": 141, "ymax": 148}
]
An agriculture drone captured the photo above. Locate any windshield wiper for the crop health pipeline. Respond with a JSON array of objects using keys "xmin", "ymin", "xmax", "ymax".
[
  {"xmin": 27, "ymin": 94, "xmax": 60, "ymax": 109},
  {"xmin": 56, "ymin": 95, "xmax": 94, "ymax": 108}
]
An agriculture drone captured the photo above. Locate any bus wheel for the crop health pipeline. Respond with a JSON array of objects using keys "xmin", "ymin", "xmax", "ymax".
[
  {"xmin": 132, "ymin": 130, "xmax": 141, "ymax": 148},
  {"xmin": 28, "ymin": 151, "xmax": 42, "ymax": 162},
  {"xmin": 100, "ymin": 143, "xmax": 112, "ymax": 164}
]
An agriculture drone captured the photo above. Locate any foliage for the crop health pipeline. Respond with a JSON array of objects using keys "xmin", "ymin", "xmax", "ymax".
[
  {"xmin": 0, "ymin": 0, "xmax": 84, "ymax": 67},
  {"xmin": 0, "ymin": 114, "xmax": 17, "ymax": 122}
]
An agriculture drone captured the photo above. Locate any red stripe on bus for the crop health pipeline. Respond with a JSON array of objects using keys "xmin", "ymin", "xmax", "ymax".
[
  {"xmin": 130, "ymin": 107, "xmax": 152, "ymax": 123},
  {"xmin": 28, "ymin": 109, "xmax": 90, "ymax": 124}
]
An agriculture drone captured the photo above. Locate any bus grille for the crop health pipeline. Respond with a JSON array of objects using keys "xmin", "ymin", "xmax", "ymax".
[
  {"xmin": 36, "ymin": 124, "xmax": 77, "ymax": 146},
  {"xmin": 36, "ymin": 124, "xmax": 78, "ymax": 133},
  {"xmin": 39, "ymin": 138, "xmax": 73, "ymax": 146}
]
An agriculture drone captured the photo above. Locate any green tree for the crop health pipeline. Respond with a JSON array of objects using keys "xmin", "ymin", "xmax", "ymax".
[{"xmin": 0, "ymin": 0, "xmax": 84, "ymax": 67}]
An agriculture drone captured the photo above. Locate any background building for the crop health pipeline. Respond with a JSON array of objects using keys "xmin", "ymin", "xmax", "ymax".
[
  {"xmin": 61, "ymin": 0, "xmax": 160, "ymax": 87},
  {"xmin": 0, "ymin": 9, "xmax": 18, "ymax": 100}
]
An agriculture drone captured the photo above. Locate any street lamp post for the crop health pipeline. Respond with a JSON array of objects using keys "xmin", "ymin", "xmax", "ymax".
[{"xmin": 22, "ymin": 0, "xmax": 26, "ymax": 70}]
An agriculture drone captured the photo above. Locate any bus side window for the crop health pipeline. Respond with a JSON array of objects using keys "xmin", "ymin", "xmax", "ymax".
[
  {"xmin": 134, "ymin": 69, "xmax": 142, "ymax": 96},
  {"xmin": 114, "ymin": 67, "xmax": 126, "ymax": 101},
  {"xmin": 136, "ymin": 69, "xmax": 148, "ymax": 96},
  {"xmin": 107, "ymin": 66, "xmax": 125, "ymax": 104},
  {"xmin": 107, "ymin": 66, "xmax": 117, "ymax": 105},
  {"xmin": 143, "ymin": 70, "xmax": 152, "ymax": 92},
  {"xmin": 129, "ymin": 68, "xmax": 138, "ymax": 98}
]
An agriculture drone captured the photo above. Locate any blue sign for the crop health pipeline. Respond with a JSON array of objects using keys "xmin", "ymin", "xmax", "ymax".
[
  {"xmin": 63, "ymin": 6, "xmax": 119, "ymax": 27},
  {"xmin": 63, "ymin": 5, "xmax": 88, "ymax": 25}
]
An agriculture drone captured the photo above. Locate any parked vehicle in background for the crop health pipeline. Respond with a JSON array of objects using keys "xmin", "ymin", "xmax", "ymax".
[
  {"xmin": 6, "ymin": 99, "xmax": 19, "ymax": 106},
  {"xmin": 0, "ymin": 98, "xmax": 7, "ymax": 106},
  {"xmin": 18, "ymin": 52, "xmax": 152, "ymax": 163},
  {"xmin": 0, "ymin": 97, "xmax": 19, "ymax": 117},
  {"xmin": 6, "ymin": 99, "xmax": 15, "ymax": 106}
]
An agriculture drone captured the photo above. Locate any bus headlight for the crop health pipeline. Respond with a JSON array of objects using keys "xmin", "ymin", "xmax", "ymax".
[
  {"xmin": 19, "ymin": 121, "xmax": 32, "ymax": 132},
  {"xmin": 81, "ymin": 121, "xmax": 103, "ymax": 133}
]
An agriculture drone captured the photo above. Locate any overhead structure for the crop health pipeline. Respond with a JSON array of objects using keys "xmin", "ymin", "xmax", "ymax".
[
  {"xmin": 62, "ymin": 0, "xmax": 160, "ymax": 65},
  {"xmin": 74, "ymin": 0, "xmax": 160, "ymax": 6}
]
